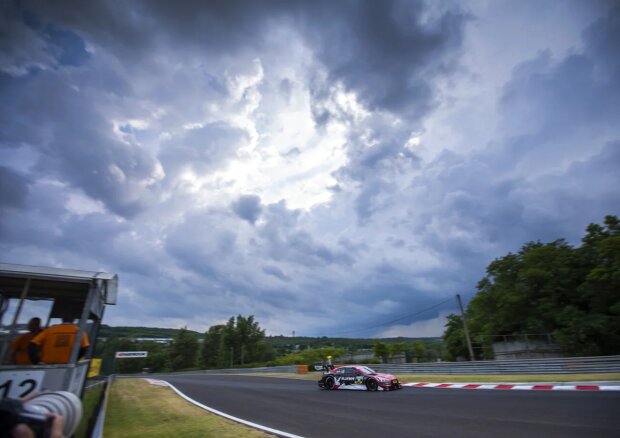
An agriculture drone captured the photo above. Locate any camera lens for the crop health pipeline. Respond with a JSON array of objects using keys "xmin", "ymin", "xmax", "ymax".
[{"xmin": 24, "ymin": 391, "xmax": 83, "ymax": 437}]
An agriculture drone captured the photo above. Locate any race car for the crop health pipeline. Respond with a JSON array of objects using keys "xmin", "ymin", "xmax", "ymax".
[{"xmin": 318, "ymin": 365, "xmax": 401, "ymax": 391}]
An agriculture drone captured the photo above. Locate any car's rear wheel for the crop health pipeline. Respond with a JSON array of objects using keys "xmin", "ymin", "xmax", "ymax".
[
  {"xmin": 324, "ymin": 376, "xmax": 336, "ymax": 390},
  {"xmin": 366, "ymin": 378, "xmax": 378, "ymax": 391}
]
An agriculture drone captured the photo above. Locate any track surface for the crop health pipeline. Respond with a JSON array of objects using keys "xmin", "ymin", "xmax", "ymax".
[{"xmin": 155, "ymin": 374, "xmax": 620, "ymax": 437}]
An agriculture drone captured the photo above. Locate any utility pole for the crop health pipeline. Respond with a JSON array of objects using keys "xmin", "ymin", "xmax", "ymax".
[
  {"xmin": 230, "ymin": 347, "xmax": 234, "ymax": 368},
  {"xmin": 456, "ymin": 294, "xmax": 475, "ymax": 361}
]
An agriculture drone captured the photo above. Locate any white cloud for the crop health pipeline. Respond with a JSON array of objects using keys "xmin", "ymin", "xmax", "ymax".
[
  {"xmin": 378, "ymin": 311, "xmax": 456, "ymax": 338},
  {"xmin": 1, "ymin": 0, "xmax": 618, "ymax": 338}
]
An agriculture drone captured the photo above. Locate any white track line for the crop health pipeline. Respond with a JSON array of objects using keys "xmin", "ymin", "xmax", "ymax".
[{"xmin": 146, "ymin": 379, "xmax": 305, "ymax": 438}]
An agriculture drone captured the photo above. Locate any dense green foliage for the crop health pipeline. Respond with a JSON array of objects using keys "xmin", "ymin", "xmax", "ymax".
[
  {"xmin": 443, "ymin": 215, "xmax": 620, "ymax": 359},
  {"xmin": 274, "ymin": 347, "xmax": 345, "ymax": 365},
  {"xmin": 200, "ymin": 315, "xmax": 273, "ymax": 367},
  {"xmin": 168, "ymin": 327, "xmax": 199, "ymax": 370},
  {"xmin": 98, "ymin": 325, "xmax": 199, "ymax": 339},
  {"xmin": 95, "ymin": 320, "xmax": 443, "ymax": 374},
  {"xmin": 372, "ymin": 340, "xmax": 435, "ymax": 363}
]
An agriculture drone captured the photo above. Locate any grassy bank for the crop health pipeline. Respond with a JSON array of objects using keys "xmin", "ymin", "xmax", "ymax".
[
  {"xmin": 103, "ymin": 373, "xmax": 619, "ymax": 436},
  {"xmin": 104, "ymin": 379, "xmax": 271, "ymax": 438}
]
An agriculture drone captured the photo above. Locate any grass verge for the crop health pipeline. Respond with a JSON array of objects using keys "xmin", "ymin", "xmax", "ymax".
[
  {"xmin": 250, "ymin": 372, "xmax": 620, "ymax": 383},
  {"xmin": 104, "ymin": 379, "xmax": 272, "ymax": 438}
]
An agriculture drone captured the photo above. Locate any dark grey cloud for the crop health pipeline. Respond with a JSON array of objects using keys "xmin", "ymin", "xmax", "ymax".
[
  {"xmin": 25, "ymin": 0, "xmax": 467, "ymax": 121},
  {"xmin": 164, "ymin": 209, "xmax": 239, "ymax": 277},
  {"xmin": 0, "ymin": 1, "xmax": 56, "ymax": 75},
  {"xmin": 402, "ymin": 5, "xmax": 620, "ymax": 259},
  {"xmin": 495, "ymin": 5, "xmax": 620, "ymax": 171},
  {"xmin": 0, "ymin": 166, "xmax": 29, "ymax": 210},
  {"xmin": 305, "ymin": 0, "xmax": 467, "ymax": 120},
  {"xmin": 1, "ymin": 0, "xmax": 617, "ymax": 337},
  {"xmin": 0, "ymin": 180, "xmax": 70, "ymax": 247},
  {"xmin": 1, "ymin": 65, "xmax": 162, "ymax": 217},
  {"xmin": 256, "ymin": 201, "xmax": 354, "ymax": 268},
  {"xmin": 262, "ymin": 265, "xmax": 291, "ymax": 282},
  {"xmin": 231, "ymin": 194, "xmax": 262, "ymax": 224}
]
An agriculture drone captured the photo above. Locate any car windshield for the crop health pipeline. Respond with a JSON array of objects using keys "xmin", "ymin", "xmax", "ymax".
[{"xmin": 359, "ymin": 366, "xmax": 377, "ymax": 375}]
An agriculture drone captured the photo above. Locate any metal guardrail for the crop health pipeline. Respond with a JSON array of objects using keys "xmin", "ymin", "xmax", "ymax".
[
  {"xmin": 366, "ymin": 355, "xmax": 620, "ymax": 375},
  {"xmin": 117, "ymin": 356, "xmax": 620, "ymax": 377},
  {"xmin": 200, "ymin": 365, "xmax": 298, "ymax": 374},
  {"xmin": 123, "ymin": 365, "xmax": 299, "ymax": 377}
]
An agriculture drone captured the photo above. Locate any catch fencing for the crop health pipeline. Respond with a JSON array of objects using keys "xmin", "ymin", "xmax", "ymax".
[{"xmin": 366, "ymin": 355, "xmax": 620, "ymax": 375}]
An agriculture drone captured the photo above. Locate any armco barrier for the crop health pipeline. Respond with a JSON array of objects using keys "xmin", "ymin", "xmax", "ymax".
[
  {"xmin": 366, "ymin": 355, "xmax": 620, "ymax": 375},
  {"xmin": 201, "ymin": 365, "xmax": 298, "ymax": 374},
  {"xmin": 118, "ymin": 356, "xmax": 620, "ymax": 377}
]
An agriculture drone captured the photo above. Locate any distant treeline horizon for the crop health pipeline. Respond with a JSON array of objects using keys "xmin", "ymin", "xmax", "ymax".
[{"xmin": 98, "ymin": 324, "xmax": 441, "ymax": 344}]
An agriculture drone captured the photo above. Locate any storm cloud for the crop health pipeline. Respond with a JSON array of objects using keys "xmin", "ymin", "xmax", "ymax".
[{"xmin": 0, "ymin": 0, "xmax": 618, "ymax": 336}]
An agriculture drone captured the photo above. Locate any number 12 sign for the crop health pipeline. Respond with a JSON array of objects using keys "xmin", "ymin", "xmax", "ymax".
[{"xmin": 0, "ymin": 370, "xmax": 45, "ymax": 400}]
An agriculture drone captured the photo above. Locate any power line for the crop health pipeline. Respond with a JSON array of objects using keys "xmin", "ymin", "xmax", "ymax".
[{"xmin": 331, "ymin": 297, "xmax": 455, "ymax": 336}]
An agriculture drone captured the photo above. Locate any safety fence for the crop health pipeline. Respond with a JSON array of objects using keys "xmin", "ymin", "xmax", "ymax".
[
  {"xmin": 201, "ymin": 365, "xmax": 298, "ymax": 374},
  {"xmin": 125, "ymin": 357, "xmax": 620, "ymax": 377},
  {"xmin": 366, "ymin": 355, "xmax": 620, "ymax": 375}
]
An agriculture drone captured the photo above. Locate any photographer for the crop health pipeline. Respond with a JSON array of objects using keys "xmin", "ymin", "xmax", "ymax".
[
  {"xmin": 10, "ymin": 413, "xmax": 63, "ymax": 438},
  {"xmin": 1, "ymin": 390, "xmax": 81, "ymax": 438}
]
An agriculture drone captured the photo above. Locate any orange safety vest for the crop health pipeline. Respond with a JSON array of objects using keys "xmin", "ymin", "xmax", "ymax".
[
  {"xmin": 30, "ymin": 323, "xmax": 90, "ymax": 364},
  {"xmin": 11, "ymin": 331, "xmax": 39, "ymax": 365}
]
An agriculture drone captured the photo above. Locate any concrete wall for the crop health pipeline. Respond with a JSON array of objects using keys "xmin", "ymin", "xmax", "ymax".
[{"xmin": 492, "ymin": 340, "xmax": 562, "ymax": 360}]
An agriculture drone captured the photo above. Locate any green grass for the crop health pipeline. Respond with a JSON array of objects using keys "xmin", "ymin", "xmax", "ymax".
[
  {"xmin": 102, "ymin": 372, "xmax": 619, "ymax": 437},
  {"xmin": 104, "ymin": 379, "xmax": 272, "ymax": 438},
  {"xmin": 76, "ymin": 382, "xmax": 105, "ymax": 438}
]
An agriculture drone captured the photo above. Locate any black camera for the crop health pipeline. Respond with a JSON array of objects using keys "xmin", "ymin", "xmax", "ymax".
[{"xmin": 0, "ymin": 391, "xmax": 82, "ymax": 438}]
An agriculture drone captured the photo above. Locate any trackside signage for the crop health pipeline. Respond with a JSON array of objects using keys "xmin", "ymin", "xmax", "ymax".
[{"xmin": 115, "ymin": 351, "xmax": 149, "ymax": 358}]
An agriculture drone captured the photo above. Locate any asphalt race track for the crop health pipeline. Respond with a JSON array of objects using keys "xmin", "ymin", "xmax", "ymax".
[{"xmin": 154, "ymin": 374, "xmax": 620, "ymax": 438}]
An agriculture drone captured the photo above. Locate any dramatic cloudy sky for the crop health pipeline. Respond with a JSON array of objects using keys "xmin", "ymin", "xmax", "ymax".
[{"xmin": 1, "ymin": 0, "xmax": 618, "ymax": 337}]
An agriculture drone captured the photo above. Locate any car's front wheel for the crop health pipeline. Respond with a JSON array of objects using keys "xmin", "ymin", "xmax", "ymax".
[
  {"xmin": 366, "ymin": 378, "xmax": 378, "ymax": 391},
  {"xmin": 324, "ymin": 376, "xmax": 336, "ymax": 390}
]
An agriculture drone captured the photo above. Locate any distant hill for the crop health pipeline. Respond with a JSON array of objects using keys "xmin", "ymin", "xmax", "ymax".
[
  {"xmin": 98, "ymin": 326, "xmax": 441, "ymax": 350},
  {"xmin": 267, "ymin": 335, "xmax": 442, "ymax": 350},
  {"xmin": 98, "ymin": 325, "xmax": 200, "ymax": 339}
]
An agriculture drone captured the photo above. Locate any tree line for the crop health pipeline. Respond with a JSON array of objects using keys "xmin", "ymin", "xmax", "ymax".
[
  {"xmin": 96, "ymin": 317, "xmax": 445, "ymax": 374},
  {"xmin": 97, "ymin": 315, "xmax": 274, "ymax": 374},
  {"xmin": 443, "ymin": 215, "xmax": 620, "ymax": 359}
]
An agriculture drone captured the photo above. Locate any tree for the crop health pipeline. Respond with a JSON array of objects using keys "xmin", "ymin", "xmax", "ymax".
[
  {"xmin": 274, "ymin": 347, "xmax": 345, "ymax": 365},
  {"xmin": 373, "ymin": 341, "xmax": 390, "ymax": 363},
  {"xmin": 168, "ymin": 327, "xmax": 199, "ymax": 371},
  {"xmin": 201, "ymin": 325, "xmax": 225, "ymax": 368},
  {"xmin": 443, "ymin": 216, "xmax": 620, "ymax": 358},
  {"xmin": 411, "ymin": 341, "xmax": 425, "ymax": 361},
  {"xmin": 553, "ymin": 215, "xmax": 620, "ymax": 355},
  {"xmin": 442, "ymin": 314, "xmax": 469, "ymax": 361},
  {"xmin": 389, "ymin": 342, "xmax": 407, "ymax": 357},
  {"xmin": 200, "ymin": 315, "xmax": 268, "ymax": 368}
]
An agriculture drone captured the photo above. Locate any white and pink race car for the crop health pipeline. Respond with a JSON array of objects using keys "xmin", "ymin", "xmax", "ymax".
[{"xmin": 318, "ymin": 365, "xmax": 401, "ymax": 391}]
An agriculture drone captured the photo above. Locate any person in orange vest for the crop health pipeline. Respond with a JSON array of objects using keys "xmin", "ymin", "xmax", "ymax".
[
  {"xmin": 10, "ymin": 317, "xmax": 42, "ymax": 364},
  {"xmin": 28, "ymin": 317, "xmax": 90, "ymax": 364}
]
